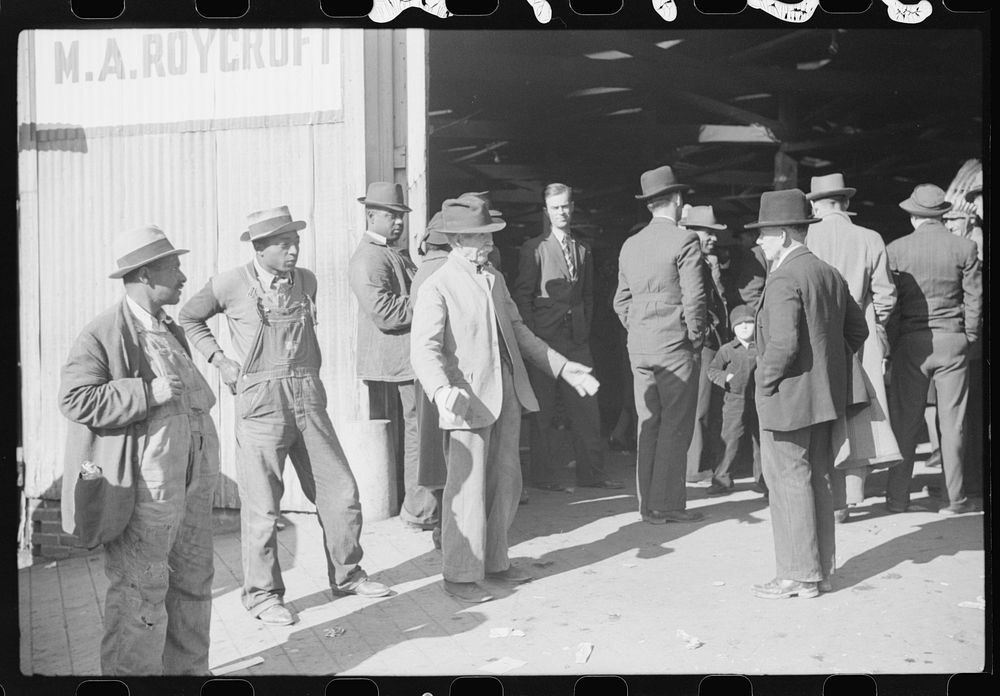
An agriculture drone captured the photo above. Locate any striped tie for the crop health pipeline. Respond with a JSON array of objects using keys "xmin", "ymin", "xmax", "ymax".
[{"xmin": 561, "ymin": 236, "xmax": 577, "ymax": 282}]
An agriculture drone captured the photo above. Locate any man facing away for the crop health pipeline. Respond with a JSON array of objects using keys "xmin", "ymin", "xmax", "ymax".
[
  {"xmin": 513, "ymin": 183, "xmax": 622, "ymax": 492},
  {"xmin": 60, "ymin": 225, "xmax": 219, "ymax": 674},
  {"xmin": 805, "ymin": 173, "xmax": 900, "ymax": 523},
  {"xmin": 749, "ymin": 189, "xmax": 868, "ymax": 599},
  {"xmin": 411, "ymin": 197, "xmax": 600, "ymax": 603},
  {"xmin": 884, "ymin": 184, "xmax": 982, "ymax": 515},
  {"xmin": 614, "ymin": 165, "xmax": 708, "ymax": 524},
  {"xmin": 180, "ymin": 206, "xmax": 390, "ymax": 627}
]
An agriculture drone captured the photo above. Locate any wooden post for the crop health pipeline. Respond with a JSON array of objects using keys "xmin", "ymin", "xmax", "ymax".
[{"xmin": 774, "ymin": 94, "xmax": 798, "ymax": 190}]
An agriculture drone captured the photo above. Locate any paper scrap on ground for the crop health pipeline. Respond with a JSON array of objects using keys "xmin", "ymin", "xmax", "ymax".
[
  {"xmin": 676, "ymin": 629, "xmax": 704, "ymax": 649},
  {"xmin": 575, "ymin": 642, "xmax": 594, "ymax": 663},
  {"xmin": 489, "ymin": 627, "xmax": 526, "ymax": 638},
  {"xmin": 712, "ymin": 581, "xmax": 725, "ymax": 586},
  {"xmin": 211, "ymin": 656, "xmax": 264, "ymax": 676},
  {"xmin": 623, "ymin": 562, "xmax": 638, "ymax": 568},
  {"xmin": 323, "ymin": 626, "xmax": 347, "ymax": 638},
  {"xmin": 478, "ymin": 656, "xmax": 526, "ymax": 674},
  {"xmin": 44, "ymin": 561, "xmax": 57, "ymax": 569},
  {"xmin": 958, "ymin": 596, "xmax": 985, "ymax": 610},
  {"xmin": 608, "ymin": 612, "xmax": 621, "ymax": 621}
]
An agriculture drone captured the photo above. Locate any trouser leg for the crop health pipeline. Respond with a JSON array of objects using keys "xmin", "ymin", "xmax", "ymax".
[
  {"xmin": 686, "ymin": 347, "xmax": 716, "ymax": 479},
  {"xmin": 441, "ymin": 426, "xmax": 490, "ymax": 582},
  {"xmin": 963, "ymin": 357, "xmax": 983, "ymax": 496},
  {"xmin": 810, "ymin": 422, "xmax": 836, "ymax": 579},
  {"xmin": 930, "ymin": 334, "xmax": 969, "ymax": 506},
  {"xmin": 397, "ymin": 381, "xmax": 439, "ymax": 526},
  {"xmin": 288, "ymin": 377, "xmax": 366, "ymax": 589},
  {"xmin": 483, "ymin": 363, "xmax": 524, "ymax": 573},
  {"xmin": 886, "ymin": 335, "xmax": 932, "ymax": 508},
  {"xmin": 163, "ymin": 417, "xmax": 219, "ymax": 675},
  {"xmin": 713, "ymin": 396, "xmax": 746, "ymax": 487},
  {"xmin": 760, "ymin": 426, "xmax": 826, "ymax": 583},
  {"xmin": 526, "ymin": 365, "xmax": 562, "ymax": 486},
  {"xmin": 654, "ymin": 350, "xmax": 700, "ymax": 512},
  {"xmin": 632, "ymin": 364, "xmax": 660, "ymax": 516},
  {"xmin": 101, "ymin": 416, "xmax": 194, "ymax": 675},
  {"xmin": 560, "ymin": 377, "xmax": 612, "ymax": 485}
]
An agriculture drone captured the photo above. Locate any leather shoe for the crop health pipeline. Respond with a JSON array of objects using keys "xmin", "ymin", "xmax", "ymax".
[
  {"xmin": 641, "ymin": 512, "xmax": 667, "ymax": 525},
  {"xmin": 705, "ymin": 481, "xmax": 734, "ymax": 496},
  {"xmin": 818, "ymin": 579, "xmax": 833, "ymax": 593},
  {"xmin": 333, "ymin": 578, "xmax": 392, "ymax": 598},
  {"xmin": 255, "ymin": 603, "xmax": 295, "ymax": 626},
  {"xmin": 658, "ymin": 509, "xmax": 704, "ymax": 523},
  {"xmin": 752, "ymin": 578, "xmax": 819, "ymax": 599},
  {"xmin": 938, "ymin": 500, "xmax": 978, "ymax": 516},
  {"xmin": 431, "ymin": 526, "xmax": 442, "ymax": 550},
  {"xmin": 442, "ymin": 580, "xmax": 494, "ymax": 603},
  {"xmin": 487, "ymin": 565, "xmax": 533, "ymax": 584},
  {"xmin": 834, "ymin": 508, "xmax": 850, "ymax": 523},
  {"xmin": 519, "ymin": 488, "xmax": 530, "ymax": 504}
]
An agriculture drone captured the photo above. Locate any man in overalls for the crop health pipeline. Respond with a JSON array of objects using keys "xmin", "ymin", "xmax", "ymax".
[
  {"xmin": 180, "ymin": 206, "xmax": 390, "ymax": 627},
  {"xmin": 60, "ymin": 225, "xmax": 219, "ymax": 674}
]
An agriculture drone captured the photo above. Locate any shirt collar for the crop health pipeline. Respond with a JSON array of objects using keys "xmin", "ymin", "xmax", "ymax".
[
  {"xmin": 365, "ymin": 230, "xmax": 389, "ymax": 246},
  {"xmin": 125, "ymin": 295, "xmax": 168, "ymax": 331},
  {"xmin": 253, "ymin": 257, "xmax": 291, "ymax": 288},
  {"xmin": 771, "ymin": 240, "xmax": 804, "ymax": 271},
  {"xmin": 551, "ymin": 227, "xmax": 571, "ymax": 245}
]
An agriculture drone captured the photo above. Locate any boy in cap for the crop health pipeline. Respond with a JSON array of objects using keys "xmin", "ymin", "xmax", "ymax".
[
  {"xmin": 180, "ymin": 206, "xmax": 390, "ymax": 627},
  {"xmin": 705, "ymin": 304, "xmax": 764, "ymax": 496},
  {"xmin": 61, "ymin": 226, "xmax": 219, "ymax": 674}
]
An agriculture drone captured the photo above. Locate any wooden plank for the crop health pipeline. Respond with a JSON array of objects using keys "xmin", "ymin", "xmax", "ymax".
[
  {"xmin": 691, "ymin": 170, "xmax": 774, "ymax": 187},
  {"xmin": 58, "ymin": 556, "xmax": 103, "ymax": 674},
  {"xmin": 28, "ymin": 563, "xmax": 73, "ymax": 675},
  {"xmin": 19, "ymin": 568, "xmax": 33, "ymax": 675},
  {"xmin": 718, "ymin": 29, "xmax": 821, "ymax": 64},
  {"xmin": 672, "ymin": 90, "xmax": 785, "ymax": 135}
]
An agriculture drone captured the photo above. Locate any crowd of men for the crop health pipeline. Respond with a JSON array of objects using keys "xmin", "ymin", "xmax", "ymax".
[{"xmin": 57, "ymin": 165, "xmax": 984, "ymax": 674}]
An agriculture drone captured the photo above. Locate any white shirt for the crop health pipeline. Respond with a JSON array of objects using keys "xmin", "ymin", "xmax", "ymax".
[
  {"xmin": 125, "ymin": 295, "xmax": 169, "ymax": 331},
  {"xmin": 253, "ymin": 257, "xmax": 292, "ymax": 290},
  {"xmin": 770, "ymin": 240, "xmax": 804, "ymax": 272},
  {"xmin": 551, "ymin": 227, "xmax": 570, "ymax": 245}
]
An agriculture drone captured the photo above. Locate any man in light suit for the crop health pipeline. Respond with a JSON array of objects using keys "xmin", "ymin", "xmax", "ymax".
[
  {"xmin": 514, "ymin": 183, "xmax": 621, "ymax": 491},
  {"xmin": 614, "ymin": 165, "xmax": 707, "ymax": 524},
  {"xmin": 884, "ymin": 184, "xmax": 982, "ymax": 515},
  {"xmin": 750, "ymin": 189, "xmax": 868, "ymax": 599},
  {"xmin": 805, "ymin": 173, "xmax": 900, "ymax": 523},
  {"xmin": 411, "ymin": 197, "xmax": 599, "ymax": 604}
]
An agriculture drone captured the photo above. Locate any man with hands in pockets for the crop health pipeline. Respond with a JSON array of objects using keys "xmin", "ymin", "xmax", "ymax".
[{"xmin": 410, "ymin": 197, "xmax": 599, "ymax": 604}]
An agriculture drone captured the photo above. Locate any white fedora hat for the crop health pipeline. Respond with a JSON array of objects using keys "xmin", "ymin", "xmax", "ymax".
[
  {"xmin": 109, "ymin": 225, "xmax": 188, "ymax": 279},
  {"xmin": 240, "ymin": 205, "xmax": 307, "ymax": 242}
]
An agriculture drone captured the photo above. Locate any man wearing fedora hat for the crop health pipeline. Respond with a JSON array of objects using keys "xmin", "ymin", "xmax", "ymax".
[
  {"xmin": 60, "ymin": 225, "xmax": 220, "ymax": 673},
  {"xmin": 679, "ymin": 205, "xmax": 734, "ymax": 490},
  {"xmin": 513, "ymin": 182, "xmax": 622, "ymax": 492},
  {"xmin": 884, "ymin": 184, "xmax": 982, "ymax": 515},
  {"xmin": 749, "ymin": 189, "xmax": 868, "ymax": 599},
  {"xmin": 805, "ymin": 173, "xmax": 901, "ymax": 523},
  {"xmin": 411, "ymin": 197, "xmax": 600, "ymax": 603},
  {"xmin": 349, "ymin": 181, "xmax": 439, "ymax": 533},
  {"xmin": 180, "ymin": 206, "xmax": 390, "ymax": 627},
  {"xmin": 614, "ymin": 165, "xmax": 708, "ymax": 524}
]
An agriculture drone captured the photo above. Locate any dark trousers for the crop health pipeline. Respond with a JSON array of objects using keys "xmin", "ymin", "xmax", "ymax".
[
  {"xmin": 687, "ymin": 346, "xmax": 720, "ymax": 479},
  {"xmin": 632, "ymin": 349, "xmax": 700, "ymax": 514},
  {"xmin": 370, "ymin": 380, "xmax": 439, "ymax": 526},
  {"xmin": 712, "ymin": 394, "xmax": 761, "ymax": 487},
  {"xmin": 964, "ymin": 357, "xmax": 983, "ymax": 497},
  {"xmin": 527, "ymin": 360, "xmax": 610, "ymax": 486},
  {"xmin": 760, "ymin": 421, "xmax": 836, "ymax": 583},
  {"xmin": 887, "ymin": 332, "xmax": 968, "ymax": 507}
]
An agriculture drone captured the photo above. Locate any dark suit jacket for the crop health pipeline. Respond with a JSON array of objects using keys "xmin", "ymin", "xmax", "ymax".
[
  {"xmin": 60, "ymin": 299, "xmax": 190, "ymax": 548},
  {"xmin": 348, "ymin": 236, "xmax": 417, "ymax": 382},
  {"xmin": 885, "ymin": 219, "xmax": 982, "ymax": 344},
  {"xmin": 755, "ymin": 245, "xmax": 868, "ymax": 432},
  {"xmin": 708, "ymin": 338, "xmax": 758, "ymax": 399},
  {"xmin": 613, "ymin": 217, "xmax": 707, "ymax": 356},
  {"xmin": 719, "ymin": 244, "xmax": 767, "ymax": 313},
  {"xmin": 513, "ymin": 230, "xmax": 593, "ymax": 353}
]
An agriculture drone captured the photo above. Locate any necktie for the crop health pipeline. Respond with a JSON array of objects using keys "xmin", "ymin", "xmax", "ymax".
[
  {"xmin": 561, "ymin": 236, "xmax": 577, "ymax": 282},
  {"xmin": 272, "ymin": 274, "xmax": 292, "ymax": 308}
]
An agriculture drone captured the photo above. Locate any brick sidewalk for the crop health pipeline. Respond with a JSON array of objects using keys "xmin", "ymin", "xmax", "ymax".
[{"xmin": 19, "ymin": 456, "xmax": 986, "ymax": 676}]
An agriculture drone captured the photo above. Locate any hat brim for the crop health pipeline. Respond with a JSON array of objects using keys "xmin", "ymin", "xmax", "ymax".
[
  {"xmin": 681, "ymin": 221, "xmax": 728, "ymax": 231},
  {"xmin": 805, "ymin": 187, "xmax": 856, "ymax": 201},
  {"xmin": 109, "ymin": 248, "xmax": 189, "ymax": 279},
  {"xmin": 425, "ymin": 230, "xmax": 450, "ymax": 245},
  {"xmin": 744, "ymin": 217, "xmax": 820, "ymax": 230},
  {"xmin": 442, "ymin": 220, "xmax": 508, "ymax": 235},
  {"xmin": 898, "ymin": 200, "xmax": 952, "ymax": 217},
  {"xmin": 635, "ymin": 183, "xmax": 692, "ymax": 201},
  {"xmin": 240, "ymin": 220, "xmax": 307, "ymax": 242},
  {"xmin": 965, "ymin": 186, "xmax": 982, "ymax": 203},
  {"xmin": 358, "ymin": 197, "xmax": 413, "ymax": 214}
]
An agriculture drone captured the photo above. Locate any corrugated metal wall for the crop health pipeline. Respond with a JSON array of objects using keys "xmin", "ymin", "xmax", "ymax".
[{"xmin": 18, "ymin": 30, "xmax": 371, "ymax": 511}]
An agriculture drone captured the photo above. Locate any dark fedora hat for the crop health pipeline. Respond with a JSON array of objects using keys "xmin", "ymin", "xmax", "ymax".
[
  {"xmin": 441, "ymin": 197, "xmax": 507, "ymax": 235},
  {"xmin": 635, "ymin": 165, "xmax": 691, "ymax": 201},
  {"xmin": 425, "ymin": 211, "xmax": 449, "ymax": 245},
  {"xmin": 745, "ymin": 189, "xmax": 820, "ymax": 229},
  {"xmin": 358, "ymin": 181, "xmax": 412, "ymax": 213},
  {"xmin": 806, "ymin": 173, "xmax": 857, "ymax": 201},
  {"xmin": 109, "ymin": 225, "xmax": 188, "ymax": 279},
  {"xmin": 240, "ymin": 205, "xmax": 308, "ymax": 243},
  {"xmin": 459, "ymin": 191, "xmax": 503, "ymax": 218},
  {"xmin": 965, "ymin": 184, "xmax": 982, "ymax": 203},
  {"xmin": 899, "ymin": 184, "xmax": 952, "ymax": 217},
  {"xmin": 680, "ymin": 205, "xmax": 727, "ymax": 231}
]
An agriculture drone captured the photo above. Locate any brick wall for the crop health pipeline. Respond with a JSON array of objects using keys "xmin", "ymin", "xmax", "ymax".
[{"xmin": 26, "ymin": 498, "xmax": 92, "ymax": 561}]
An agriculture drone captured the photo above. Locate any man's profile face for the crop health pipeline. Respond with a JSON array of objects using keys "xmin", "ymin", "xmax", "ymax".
[
  {"xmin": 756, "ymin": 227, "xmax": 786, "ymax": 262},
  {"xmin": 144, "ymin": 255, "xmax": 187, "ymax": 306},
  {"xmin": 455, "ymin": 232, "xmax": 494, "ymax": 265},
  {"xmin": 369, "ymin": 208, "xmax": 405, "ymax": 242},
  {"xmin": 258, "ymin": 231, "xmax": 300, "ymax": 274},
  {"xmin": 694, "ymin": 229, "xmax": 717, "ymax": 256}
]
